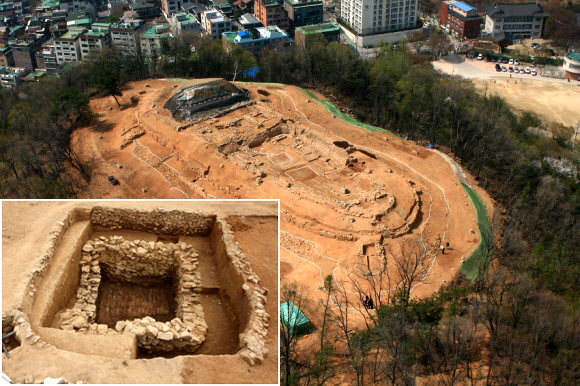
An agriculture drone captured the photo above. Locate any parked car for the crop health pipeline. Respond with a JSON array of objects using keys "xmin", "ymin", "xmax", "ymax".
[
  {"xmin": 514, "ymin": 59, "xmax": 520, "ymax": 65},
  {"xmin": 525, "ymin": 67, "xmax": 531, "ymax": 74},
  {"xmin": 477, "ymin": 54, "xmax": 483, "ymax": 60},
  {"xmin": 495, "ymin": 63, "xmax": 502, "ymax": 71},
  {"xmin": 509, "ymin": 59, "xmax": 514, "ymax": 65},
  {"xmin": 502, "ymin": 58, "xmax": 509, "ymax": 63},
  {"xmin": 509, "ymin": 66, "xmax": 514, "ymax": 72},
  {"xmin": 531, "ymin": 62, "xmax": 536, "ymax": 67},
  {"xmin": 531, "ymin": 70, "xmax": 537, "ymax": 76},
  {"xmin": 502, "ymin": 66, "xmax": 507, "ymax": 72},
  {"xmin": 108, "ymin": 176, "xmax": 119, "ymax": 185}
]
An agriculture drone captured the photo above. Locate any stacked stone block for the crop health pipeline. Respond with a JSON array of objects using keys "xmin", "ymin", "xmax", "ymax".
[
  {"xmin": 59, "ymin": 236, "xmax": 207, "ymax": 353},
  {"xmin": 91, "ymin": 206, "xmax": 216, "ymax": 236}
]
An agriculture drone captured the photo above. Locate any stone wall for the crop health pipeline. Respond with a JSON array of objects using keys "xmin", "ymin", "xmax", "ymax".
[
  {"xmin": 58, "ymin": 236, "xmax": 207, "ymax": 353},
  {"xmin": 91, "ymin": 206, "xmax": 216, "ymax": 236},
  {"xmin": 211, "ymin": 219, "xmax": 270, "ymax": 366}
]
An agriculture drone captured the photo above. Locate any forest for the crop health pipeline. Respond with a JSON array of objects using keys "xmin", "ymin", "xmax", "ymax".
[{"xmin": 0, "ymin": 28, "xmax": 578, "ymax": 384}]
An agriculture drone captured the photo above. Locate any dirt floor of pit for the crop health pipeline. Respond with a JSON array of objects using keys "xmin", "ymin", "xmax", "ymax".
[{"xmin": 1, "ymin": 201, "xmax": 278, "ymax": 384}]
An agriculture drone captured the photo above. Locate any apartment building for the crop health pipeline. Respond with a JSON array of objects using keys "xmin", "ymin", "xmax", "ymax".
[
  {"xmin": 340, "ymin": 0, "xmax": 418, "ymax": 35},
  {"xmin": 483, "ymin": 2, "xmax": 549, "ymax": 42},
  {"xmin": 79, "ymin": 27, "xmax": 111, "ymax": 60},
  {"xmin": 200, "ymin": 9, "xmax": 231, "ymax": 38},
  {"xmin": 111, "ymin": 18, "xmax": 143, "ymax": 54},
  {"xmin": 295, "ymin": 21, "xmax": 340, "ymax": 47},
  {"xmin": 139, "ymin": 24, "xmax": 169, "ymax": 56},
  {"xmin": 0, "ymin": 65, "xmax": 28, "ymax": 88},
  {"xmin": 0, "ymin": 45, "xmax": 14, "ymax": 67},
  {"xmin": 161, "ymin": 0, "xmax": 195, "ymax": 16},
  {"xmin": 254, "ymin": 0, "xmax": 289, "ymax": 31},
  {"xmin": 35, "ymin": 38, "xmax": 58, "ymax": 71},
  {"xmin": 440, "ymin": 1, "xmax": 482, "ymax": 39},
  {"xmin": 283, "ymin": 0, "xmax": 323, "ymax": 29},
  {"xmin": 169, "ymin": 12, "xmax": 201, "ymax": 35},
  {"xmin": 54, "ymin": 28, "xmax": 85, "ymax": 64},
  {"xmin": 58, "ymin": 0, "xmax": 95, "ymax": 17},
  {"xmin": 222, "ymin": 25, "xmax": 291, "ymax": 54}
]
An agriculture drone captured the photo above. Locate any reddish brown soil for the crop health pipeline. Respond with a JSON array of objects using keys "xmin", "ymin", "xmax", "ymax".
[{"xmin": 72, "ymin": 79, "xmax": 493, "ymax": 324}]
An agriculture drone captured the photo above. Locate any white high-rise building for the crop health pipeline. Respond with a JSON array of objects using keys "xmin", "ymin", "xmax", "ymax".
[{"xmin": 340, "ymin": 0, "xmax": 418, "ymax": 35}]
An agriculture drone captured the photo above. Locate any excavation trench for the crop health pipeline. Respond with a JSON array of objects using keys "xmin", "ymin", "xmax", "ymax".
[{"xmin": 27, "ymin": 206, "xmax": 270, "ymax": 364}]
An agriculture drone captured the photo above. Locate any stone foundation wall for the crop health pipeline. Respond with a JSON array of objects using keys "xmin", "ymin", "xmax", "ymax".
[
  {"xmin": 211, "ymin": 219, "xmax": 270, "ymax": 366},
  {"xmin": 58, "ymin": 236, "xmax": 207, "ymax": 353},
  {"xmin": 91, "ymin": 206, "xmax": 216, "ymax": 236}
]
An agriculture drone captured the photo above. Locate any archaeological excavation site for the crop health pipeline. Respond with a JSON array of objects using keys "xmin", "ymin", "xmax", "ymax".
[
  {"xmin": 74, "ymin": 77, "xmax": 490, "ymax": 314},
  {"xmin": 2, "ymin": 201, "xmax": 279, "ymax": 384}
]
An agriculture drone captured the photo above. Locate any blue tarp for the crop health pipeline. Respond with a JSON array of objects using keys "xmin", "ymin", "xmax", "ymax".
[{"xmin": 243, "ymin": 66, "xmax": 260, "ymax": 79}]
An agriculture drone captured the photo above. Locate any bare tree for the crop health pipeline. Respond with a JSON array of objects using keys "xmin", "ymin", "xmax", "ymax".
[{"xmin": 280, "ymin": 282, "xmax": 312, "ymax": 386}]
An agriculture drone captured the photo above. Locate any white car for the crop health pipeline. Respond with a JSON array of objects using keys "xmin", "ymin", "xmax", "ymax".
[
  {"xmin": 477, "ymin": 54, "xmax": 483, "ymax": 60},
  {"xmin": 525, "ymin": 67, "xmax": 531, "ymax": 74},
  {"xmin": 514, "ymin": 59, "xmax": 520, "ymax": 65},
  {"xmin": 509, "ymin": 59, "xmax": 514, "ymax": 65},
  {"xmin": 531, "ymin": 70, "xmax": 537, "ymax": 76}
]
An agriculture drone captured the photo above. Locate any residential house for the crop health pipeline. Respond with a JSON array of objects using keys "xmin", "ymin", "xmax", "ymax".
[
  {"xmin": 222, "ymin": 25, "xmax": 291, "ymax": 54},
  {"xmin": 283, "ymin": 0, "xmax": 323, "ymax": 29},
  {"xmin": 254, "ymin": 0, "xmax": 289, "ymax": 31},
  {"xmin": 295, "ymin": 21, "xmax": 340, "ymax": 47},
  {"xmin": 200, "ymin": 9, "xmax": 231, "ymax": 39}
]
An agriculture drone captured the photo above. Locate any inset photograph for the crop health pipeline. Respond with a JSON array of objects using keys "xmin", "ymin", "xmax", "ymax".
[{"xmin": 2, "ymin": 200, "xmax": 278, "ymax": 384}]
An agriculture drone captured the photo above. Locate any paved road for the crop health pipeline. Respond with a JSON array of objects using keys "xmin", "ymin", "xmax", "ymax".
[{"xmin": 433, "ymin": 54, "xmax": 578, "ymax": 86}]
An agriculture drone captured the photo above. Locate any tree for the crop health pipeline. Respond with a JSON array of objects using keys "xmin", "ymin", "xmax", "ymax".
[
  {"xmin": 428, "ymin": 31, "xmax": 451, "ymax": 60},
  {"xmin": 280, "ymin": 282, "xmax": 312, "ymax": 386},
  {"xmin": 88, "ymin": 49, "xmax": 123, "ymax": 107}
]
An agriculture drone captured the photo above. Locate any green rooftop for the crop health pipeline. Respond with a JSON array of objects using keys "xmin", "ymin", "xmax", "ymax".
[
  {"xmin": 222, "ymin": 31, "xmax": 237, "ymax": 42},
  {"xmin": 60, "ymin": 29, "xmax": 86, "ymax": 39},
  {"xmin": 566, "ymin": 52, "xmax": 580, "ymax": 62},
  {"xmin": 41, "ymin": 0, "xmax": 59, "ymax": 7},
  {"xmin": 175, "ymin": 13, "xmax": 198, "ymax": 25},
  {"xmin": 141, "ymin": 25, "xmax": 169, "ymax": 38},
  {"xmin": 296, "ymin": 21, "xmax": 339, "ymax": 35}
]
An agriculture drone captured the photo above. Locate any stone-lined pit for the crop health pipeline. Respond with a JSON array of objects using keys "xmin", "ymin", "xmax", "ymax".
[{"xmin": 23, "ymin": 205, "xmax": 270, "ymax": 365}]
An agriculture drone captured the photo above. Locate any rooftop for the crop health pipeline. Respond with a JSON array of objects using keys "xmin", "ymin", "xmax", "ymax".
[
  {"xmin": 238, "ymin": 13, "xmax": 260, "ymax": 25},
  {"xmin": 41, "ymin": 0, "xmax": 58, "ymax": 6},
  {"xmin": 141, "ymin": 24, "xmax": 169, "ymax": 38},
  {"xmin": 296, "ymin": 21, "xmax": 339, "ymax": 34},
  {"xmin": 566, "ymin": 52, "xmax": 580, "ymax": 62},
  {"xmin": 284, "ymin": 0, "xmax": 322, "ymax": 5},
  {"xmin": 483, "ymin": 2, "xmax": 549, "ymax": 18},
  {"xmin": 204, "ymin": 10, "xmax": 227, "ymax": 22},
  {"xmin": 59, "ymin": 29, "xmax": 86, "ymax": 39},
  {"xmin": 175, "ymin": 12, "xmax": 199, "ymax": 25},
  {"xmin": 451, "ymin": 1, "xmax": 475, "ymax": 13}
]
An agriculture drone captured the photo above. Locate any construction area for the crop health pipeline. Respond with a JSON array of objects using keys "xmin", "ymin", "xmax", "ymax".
[
  {"xmin": 1, "ymin": 201, "xmax": 278, "ymax": 384},
  {"xmin": 73, "ymin": 78, "xmax": 492, "ymax": 325}
]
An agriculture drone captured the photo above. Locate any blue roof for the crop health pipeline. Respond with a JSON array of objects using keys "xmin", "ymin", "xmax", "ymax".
[
  {"xmin": 238, "ymin": 31, "xmax": 251, "ymax": 38},
  {"xmin": 453, "ymin": 1, "xmax": 475, "ymax": 12}
]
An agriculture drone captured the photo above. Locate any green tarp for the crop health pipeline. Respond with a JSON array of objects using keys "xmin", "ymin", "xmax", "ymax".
[{"xmin": 280, "ymin": 301, "xmax": 311, "ymax": 335}]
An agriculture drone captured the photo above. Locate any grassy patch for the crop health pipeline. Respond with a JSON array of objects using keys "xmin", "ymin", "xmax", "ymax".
[
  {"xmin": 299, "ymin": 89, "xmax": 402, "ymax": 138},
  {"xmin": 235, "ymin": 81, "xmax": 285, "ymax": 87},
  {"xmin": 459, "ymin": 183, "xmax": 492, "ymax": 281}
]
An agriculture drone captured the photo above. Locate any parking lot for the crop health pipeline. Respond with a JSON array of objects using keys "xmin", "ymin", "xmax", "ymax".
[{"xmin": 433, "ymin": 54, "xmax": 580, "ymax": 127}]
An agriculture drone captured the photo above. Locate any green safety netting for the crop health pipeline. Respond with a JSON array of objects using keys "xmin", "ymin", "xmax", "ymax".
[{"xmin": 280, "ymin": 301, "xmax": 311, "ymax": 335}]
